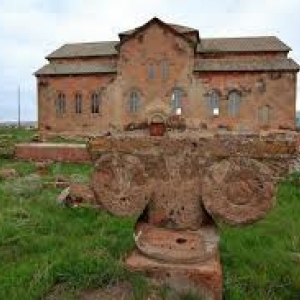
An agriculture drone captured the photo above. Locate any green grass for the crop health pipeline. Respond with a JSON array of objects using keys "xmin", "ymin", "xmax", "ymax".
[
  {"xmin": 221, "ymin": 174, "xmax": 300, "ymax": 300},
  {"xmin": 0, "ymin": 127, "xmax": 36, "ymax": 158},
  {"xmin": 0, "ymin": 128, "xmax": 300, "ymax": 299},
  {"xmin": 0, "ymin": 160, "xmax": 148, "ymax": 300}
]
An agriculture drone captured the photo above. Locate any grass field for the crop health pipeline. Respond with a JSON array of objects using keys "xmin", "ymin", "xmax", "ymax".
[{"xmin": 0, "ymin": 128, "xmax": 299, "ymax": 299}]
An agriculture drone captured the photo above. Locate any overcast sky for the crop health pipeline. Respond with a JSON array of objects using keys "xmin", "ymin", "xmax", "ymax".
[{"xmin": 0, "ymin": 0, "xmax": 299, "ymax": 121}]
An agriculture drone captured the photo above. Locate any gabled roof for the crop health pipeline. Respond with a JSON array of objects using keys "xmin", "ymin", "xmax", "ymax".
[
  {"xmin": 119, "ymin": 22, "xmax": 198, "ymax": 36},
  {"xmin": 46, "ymin": 41, "xmax": 118, "ymax": 59},
  {"xmin": 35, "ymin": 63, "xmax": 117, "ymax": 76},
  {"xmin": 42, "ymin": 18, "xmax": 293, "ymax": 61},
  {"xmin": 198, "ymin": 36, "xmax": 291, "ymax": 53},
  {"xmin": 117, "ymin": 17, "xmax": 197, "ymax": 48},
  {"xmin": 194, "ymin": 58, "xmax": 299, "ymax": 72}
]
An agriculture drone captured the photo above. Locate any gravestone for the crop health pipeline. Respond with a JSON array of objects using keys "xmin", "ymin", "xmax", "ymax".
[{"xmin": 88, "ymin": 131, "xmax": 297, "ymax": 299}]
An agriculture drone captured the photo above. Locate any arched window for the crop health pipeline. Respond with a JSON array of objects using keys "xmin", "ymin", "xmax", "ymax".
[
  {"xmin": 171, "ymin": 88, "xmax": 184, "ymax": 114},
  {"xmin": 128, "ymin": 90, "xmax": 141, "ymax": 113},
  {"xmin": 56, "ymin": 92, "xmax": 66, "ymax": 115},
  {"xmin": 148, "ymin": 63, "xmax": 155, "ymax": 79},
  {"xmin": 206, "ymin": 90, "xmax": 220, "ymax": 116},
  {"xmin": 161, "ymin": 60, "xmax": 169, "ymax": 81},
  {"xmin": 75, "ymin": 92, "xmax": 82, "ymax": 114},
  {"xmin": 228, "ymin": 91, "xmax": 241, "ymax": 117},
  {"xmin": 258, "ymin": 105, "xmax": 272, "ymax": 125},
  {"xmin": 91, "ymin": 92, "xmax": 101, "ymax": 114}
]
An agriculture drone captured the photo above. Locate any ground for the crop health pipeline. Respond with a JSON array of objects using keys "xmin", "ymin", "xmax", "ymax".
[{"xmin": 0, "ymin": 127, "xmax": 300, "ymax": 299}]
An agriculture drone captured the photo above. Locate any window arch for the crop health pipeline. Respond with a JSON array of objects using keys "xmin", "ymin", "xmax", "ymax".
[
  {"xmin": 171, "ymin": 88, "xmax": 184, "ymax": 114},
  {"xmin": 148, "ymin": 63, "xmax": 155, "ymax": 79},
  {"xmin": 228, "ymin": 90, "xmax": 241, "ymax": 117},
  {"xmin": 258, "ymin": 105, "xmax": 272, "ymax": 125},
  {"xmin": 56, "ymin": 92, "xmax": 66, "ymax": 115},
  {"xmin": 161, "ymin": 60, "xmax": 169, "ymax": 81},
  {"xmin": 206, "ymin": 90, "xmax": 220, "ymax": 116},
  {"xmin": 91, "ymin": 92, "xmax": 101, "ymax": 114},
  {"xmin": 128, "ymin": 90, "xmax": 141, "ymax": 113},
  {"xmin": 75, "ymin": 92, "xmax": 82, "ymax": 114}
]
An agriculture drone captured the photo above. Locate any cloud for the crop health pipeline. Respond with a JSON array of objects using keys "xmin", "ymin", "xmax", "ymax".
[{"xmin": 0, "ymin": 0, "xmax": 299, "ymax": 121}]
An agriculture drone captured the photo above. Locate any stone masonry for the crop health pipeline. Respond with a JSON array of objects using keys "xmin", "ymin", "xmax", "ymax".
[
  {"xmin": 87, "ymin": 131, "xmax": 298, "ymax": 299},
  {"xmin": 35, "ymin": 17, "xmax": 299, "ymax": 136}
]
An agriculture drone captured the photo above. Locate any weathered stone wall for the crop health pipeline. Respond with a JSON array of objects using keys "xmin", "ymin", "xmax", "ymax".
[
  {"xmin": 15, "ymin": 143, "xmax": 91, "ymax": 163},
  {"xmin": 37, "ymin": 22, "xmax": 298, "ymax": 136},
  {"xmin": 115, "ymin": 22, "xmax": 194, "ymax": 127},
  {"xmin": 194, "ymin": 71, "xmax": 297, "ymax": 131},
  {"xmin": 38, "ymin": 74, "xmax": 116, "ymax": 135}
]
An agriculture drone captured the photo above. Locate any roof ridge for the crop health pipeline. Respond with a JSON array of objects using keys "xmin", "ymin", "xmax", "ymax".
[{"xmin": 63, "ymin": 41, "xmax": 119, "ymax": 46}]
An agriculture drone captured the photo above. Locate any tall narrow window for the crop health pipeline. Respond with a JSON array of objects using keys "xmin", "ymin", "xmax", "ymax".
[
  {"xmin": 91, "ymin": 92, "xmax": 101, "ymax": 114},
  {"xmin": 161, "ymin": 60, "xmax": 169, "ymax": 81},
  {"xmin": 259, "ymin": 105, "xmax": 272, "ymax": 125},
  {"xmin": 75, "ymin": 93, "xmax": 82, "ymax": 114},
  {"xmin": 128, "ymin": 90, "xmax": 141, "ymax": 113},
  {"xmin": 171, "ymin": 88, "xmax": 184, "ymax": 114},
  {"xmin": 56, "ymin": 92, "xmax": 66, "ymax": 116},
  {"xmin": 206, "ymin": 90, "xmax": 220, "ymax": 116},
  {"xmin": 228, "ymin": 91, "xmax": 241, "ymax": 117},
  {"xmin": 148, "ymin": 63, "xmax": 155, "ymax": 79}
]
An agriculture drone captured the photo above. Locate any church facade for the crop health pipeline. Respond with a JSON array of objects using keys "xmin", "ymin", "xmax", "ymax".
[{"xmin": 35, "ymin": 17, "xmax": 299, "ymax": 135}]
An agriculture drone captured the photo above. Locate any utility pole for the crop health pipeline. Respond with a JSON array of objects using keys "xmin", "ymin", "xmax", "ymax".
[{"xmin": 18, "ymin": 85, "xmax": 21, "ymax": 128}]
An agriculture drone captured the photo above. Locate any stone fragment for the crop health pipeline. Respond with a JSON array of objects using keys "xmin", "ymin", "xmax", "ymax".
[
  {"xmin": 0, "ymin": 168, "xmax": 18, "ymax": 180},
  {"xmin": 91, "ymin": 153, "xmax": 150, "ymax": 216},
  {"xmin": 57, "ymin": 187, "xmax": 70, "ymax": 204},
  {"xmin": 201, "ymin": 157, "xmax": 275, "ymax": 225},
  {"xmin": 57, "ymin": 184, "xmax": 96, "ymax": 207}
]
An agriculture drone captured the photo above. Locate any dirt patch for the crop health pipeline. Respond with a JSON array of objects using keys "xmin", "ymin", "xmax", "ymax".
[
  {"xmin": 81, "ymin": 282, "xmax": 133, "ymax": 300},
  {"xmin": 44, "ymin": 284, "xmax": 71, "ymax": 300},
  {"xmin": 80, "ymin": 281, "xmax": 164, "ymax": 300}
]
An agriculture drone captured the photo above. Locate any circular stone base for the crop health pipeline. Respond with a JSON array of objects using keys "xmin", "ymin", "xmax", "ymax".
[{"xmin": 134, "ymin": 222, "xmax": 219, "ymax": 264}]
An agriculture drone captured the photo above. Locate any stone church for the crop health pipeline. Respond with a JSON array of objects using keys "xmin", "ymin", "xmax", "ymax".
[{"xmin": 35, "ymin": 17, "xmax": 299, "ymax": 136}]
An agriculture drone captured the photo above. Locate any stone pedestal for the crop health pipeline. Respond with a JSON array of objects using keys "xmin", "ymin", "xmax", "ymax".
[
  {"xmin": 126, "ymin": 250, "xmax": 222, "ymax": 300},
  {"xmin": 125, "ymin": 223, "xmax": 222, "ymax": 300}
]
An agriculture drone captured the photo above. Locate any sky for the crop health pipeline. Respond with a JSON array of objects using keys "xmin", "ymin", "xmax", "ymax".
[{"xmin": 0, "ymin": 0, "xmax": 299, "ymax": 122}]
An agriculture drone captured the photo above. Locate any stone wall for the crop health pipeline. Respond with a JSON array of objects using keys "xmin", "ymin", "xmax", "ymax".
[
  {"xmin": 38, "ymin": 74, "xmax": 116, "ymax": 135},
  {"xmin": 37, "ymin": 22, "xmax": 298, "ymax": 136},
  {"xmin": 194, "ymin": 71, "xmax": 296, "ymax": 131},
  {"xmin": 15, "ymin": 143, "xmax": 91, "ymax": 163}
]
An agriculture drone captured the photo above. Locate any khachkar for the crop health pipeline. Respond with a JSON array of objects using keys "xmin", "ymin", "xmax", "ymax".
[{"xmin": 88, "ymin": 131, "xmax": 297, "ymax": 300}]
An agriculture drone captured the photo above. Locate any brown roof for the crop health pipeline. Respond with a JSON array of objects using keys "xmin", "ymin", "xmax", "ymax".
[
  {"xmin": 45, "ymin": 36, "xmax": 292, "ymax": 60},
  {"xmin": 194, "ymin": 58, "xmax": 299, "ymax": 72},
  {"xmin": 35, "ymin": 63, "xmax": 117, "ymax": 76},
  {"xmin": 46, "ymin": 41, "xmax": 118, "ymax": 59},
  {"xmin": 120, "ymin": 22, "xmax": 197, "ymax": 36},
  {"xmin": 198, "ymin": 36, "xmax": 291, "ymax": 53}
]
